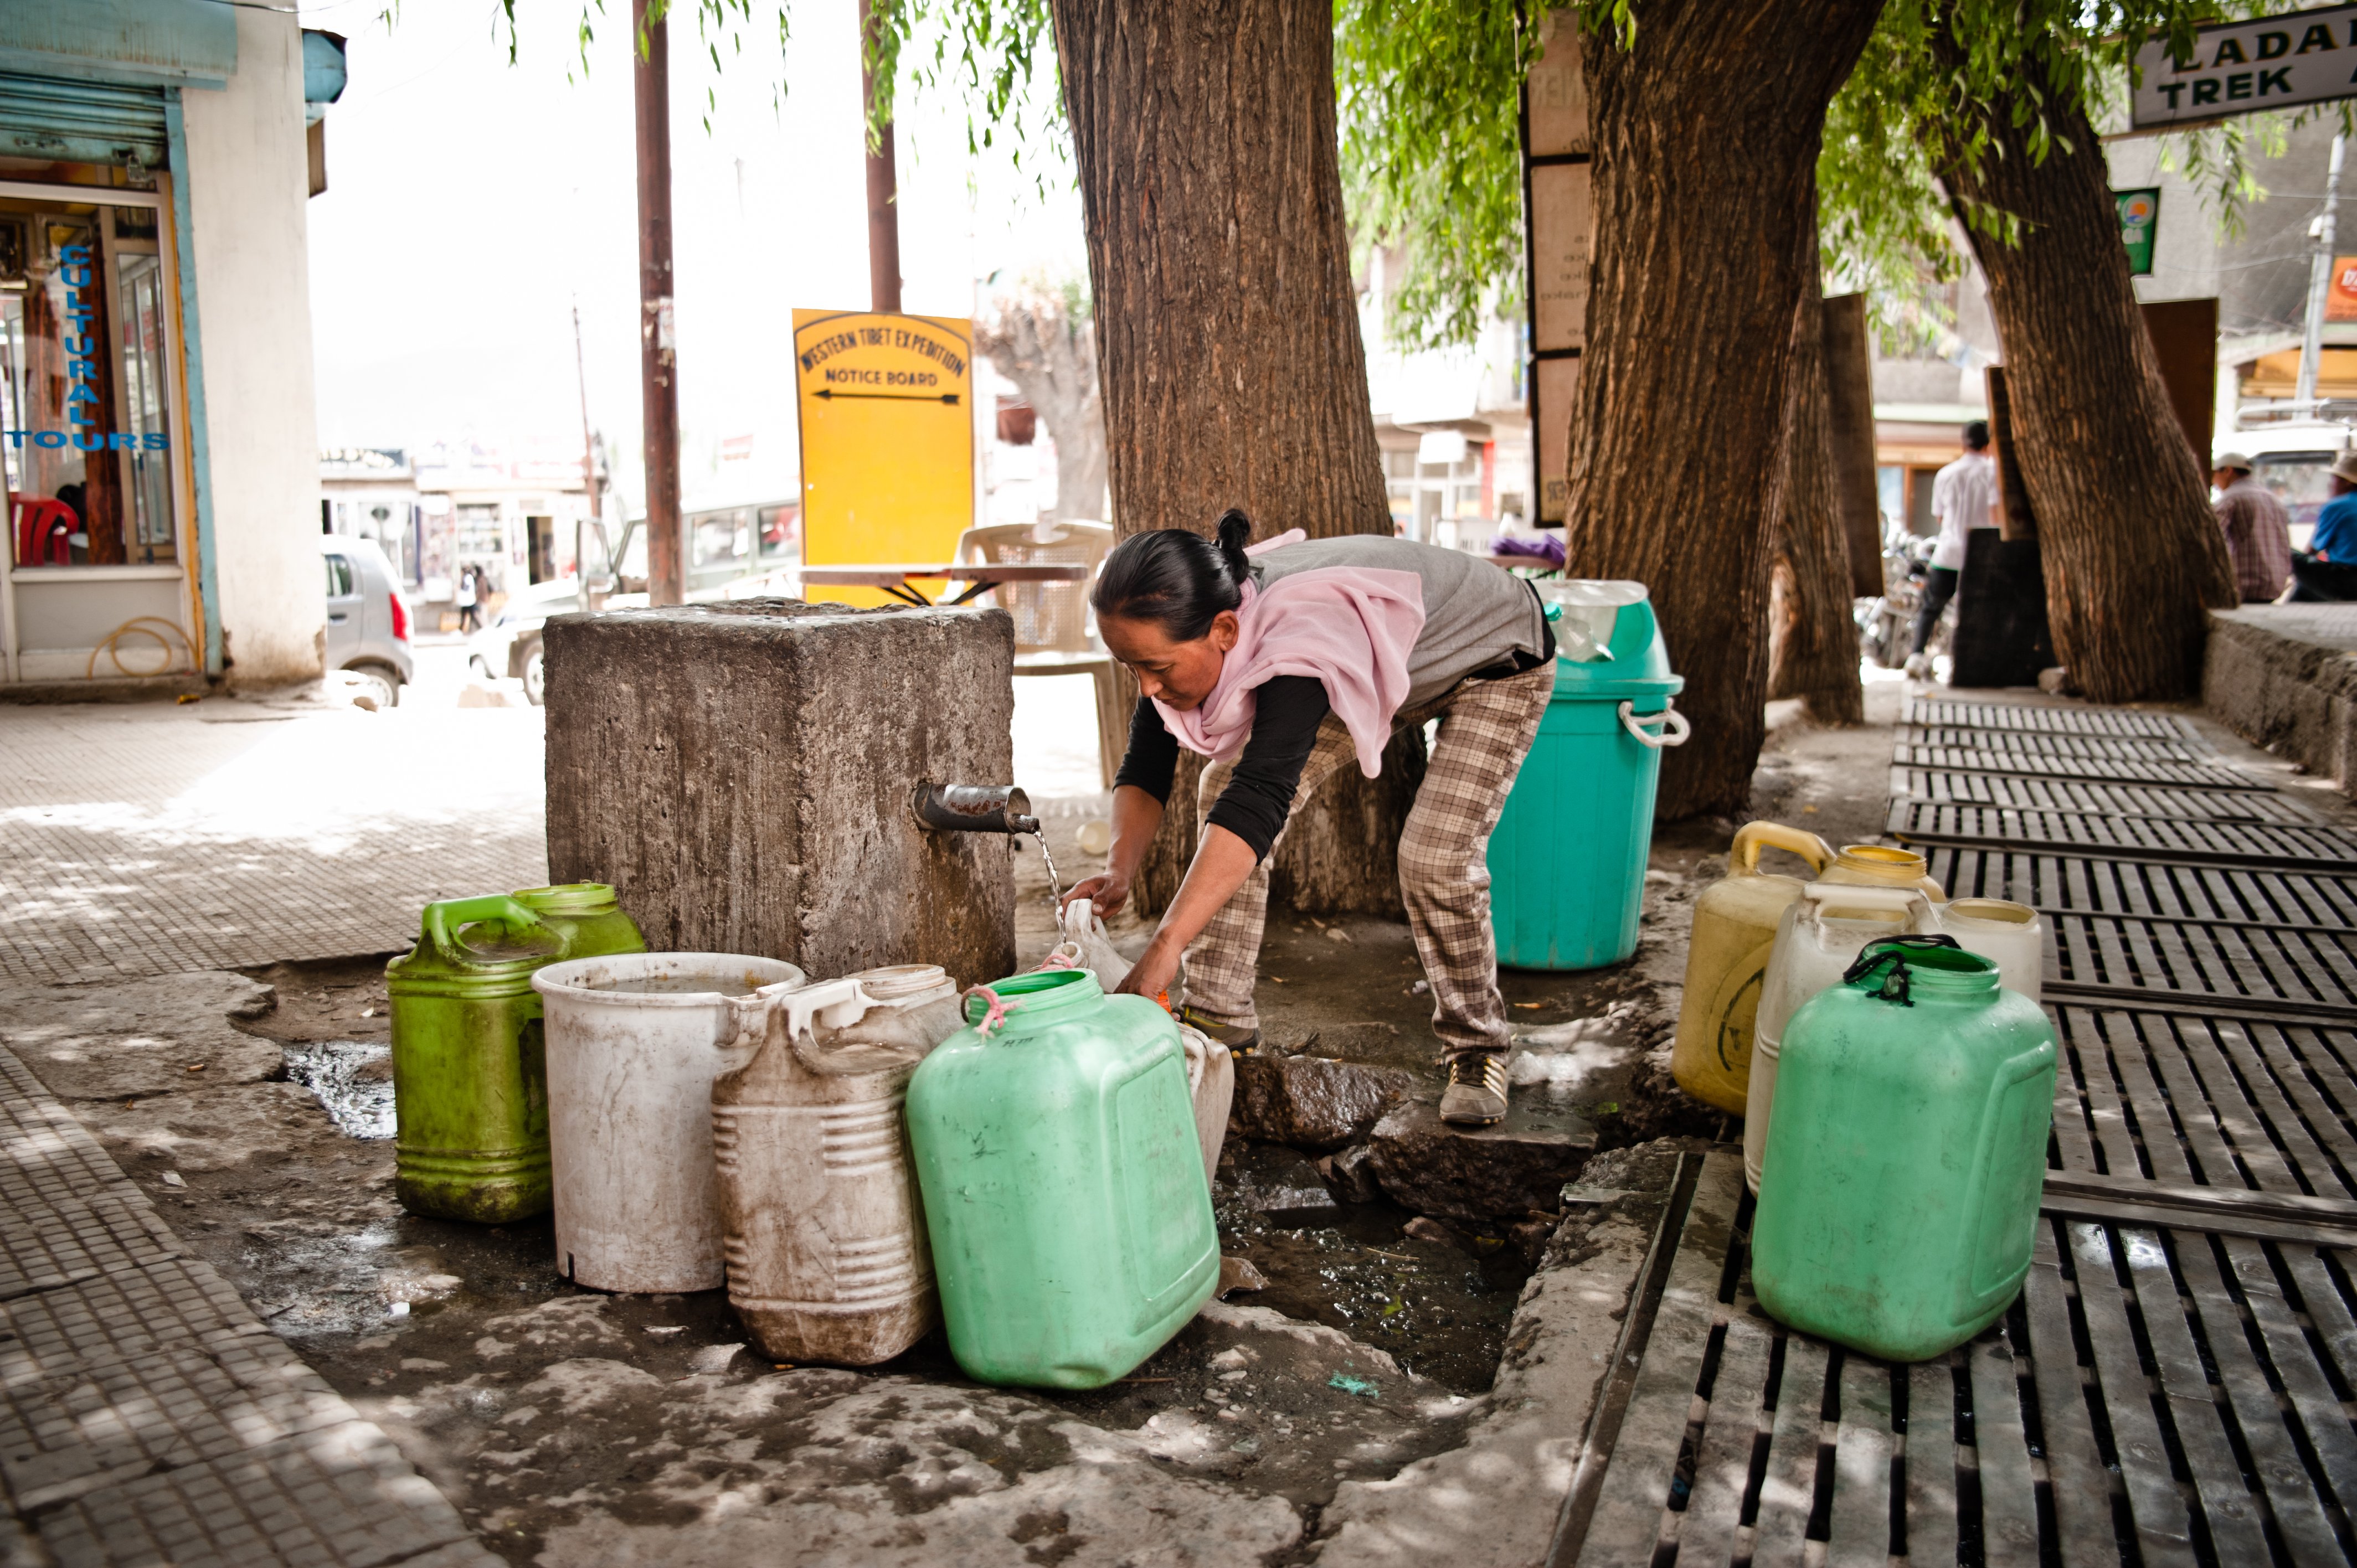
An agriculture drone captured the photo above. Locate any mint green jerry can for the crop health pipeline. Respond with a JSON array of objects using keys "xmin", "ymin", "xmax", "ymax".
[
  {"xmin": 1749, "ymin": 938, "xmax": 2057, "ymax": 1363},
  {"xmin": 1488, "ymin": 583, "xmax": 1686, "ymax": 969},
  {"xmin": 905, "ymin": 968, "xmax": 1219, "ymax": 1388}
]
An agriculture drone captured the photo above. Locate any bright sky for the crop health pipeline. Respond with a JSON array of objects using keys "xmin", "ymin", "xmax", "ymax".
[{"xmin": 300, "ymin": 0, "xmax": 1086, "ymax": 508}]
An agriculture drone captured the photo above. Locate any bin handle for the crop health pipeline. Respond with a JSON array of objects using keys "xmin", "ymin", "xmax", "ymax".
[
  {"xmin": 772, "ymin": 977, "xmax": 871, "ymax": 1063},
  {"xmin": 1619, "ymin": 700, "xmax": 1691, "ymax": 750},
  {"xmin": 420, "ymin": 895, "xmax": 558, "ymax": 961}
]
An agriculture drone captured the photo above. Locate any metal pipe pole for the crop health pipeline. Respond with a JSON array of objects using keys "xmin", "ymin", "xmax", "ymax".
[
  {"xmin": 572, "ymin": 300, "xmax": 598, "ymax": 615},
  {"xmin": 2296, "ymin": 133, "xmax": 2346, "ymax": 412},
  {"xmin": 860, "ymin": 0, "xmax": 902, "ymax": 313},
  {"xmin": 635, "ymin": 0, "xmax": 684, "ymax": 605}
]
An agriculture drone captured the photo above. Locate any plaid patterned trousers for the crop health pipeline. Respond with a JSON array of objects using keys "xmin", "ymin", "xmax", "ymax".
[{"xmin": 1182, "ymin": 660, "xmax": 1556, "ymax": 1056}]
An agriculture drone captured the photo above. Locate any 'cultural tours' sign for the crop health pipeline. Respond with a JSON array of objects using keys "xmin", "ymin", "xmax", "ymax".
[
  {"xmin": 2132, "ymin": 5, "xmax": 2357, "ymax": 128},
  {"xmin": 792, "ymin": 310, "xmax": 974, "ymax": 607}
]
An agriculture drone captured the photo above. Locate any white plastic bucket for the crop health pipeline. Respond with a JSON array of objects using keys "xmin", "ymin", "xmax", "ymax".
[{"xmin": 534, "ymin": 952, "xmax": 806, "ymax": 1292}]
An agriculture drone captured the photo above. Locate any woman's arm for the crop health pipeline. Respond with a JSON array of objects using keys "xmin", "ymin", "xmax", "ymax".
[
  {"xmin": 1114, "ymin": 824, "xmax": 1257, "ymax": 1001},
  {"xmin": 1062, "ymin": 783, "xmax": 1165, "ymax": 917}
]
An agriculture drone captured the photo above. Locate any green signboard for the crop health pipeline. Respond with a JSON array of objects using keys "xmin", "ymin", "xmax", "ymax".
[{"xmin": 2116, "ymin": 187, "xmax": 2159, "ymax": 276}]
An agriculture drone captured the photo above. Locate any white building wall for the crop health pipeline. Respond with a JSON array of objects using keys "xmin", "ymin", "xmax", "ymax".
[{"xmin": 179, "ymin": 9, "xmax": 322, "ymax": 685}]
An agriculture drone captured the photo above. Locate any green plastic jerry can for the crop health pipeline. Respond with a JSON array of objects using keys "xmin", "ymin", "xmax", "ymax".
[
  {"xmin": 905, "ymin": 968, "xmax": 1219, "ymax": 1388},
  {"xmin": 1749, "ymin": 937, "xmax": 2057, "ymax": 1363},
  {"xmin": 386, "ymin": 888, "xmax": 644, "ymax": 1223}
]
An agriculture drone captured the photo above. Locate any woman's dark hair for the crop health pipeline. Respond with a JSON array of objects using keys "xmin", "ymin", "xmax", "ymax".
[{"xmin": 1090, "ymin": 508, "xmax": 1255, "ymax": 641}]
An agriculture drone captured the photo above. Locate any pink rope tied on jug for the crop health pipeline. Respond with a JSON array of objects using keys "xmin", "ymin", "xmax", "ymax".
[{"xmin": 964, "ymin": 984, "xmax": 1020, "ymax": 1039}]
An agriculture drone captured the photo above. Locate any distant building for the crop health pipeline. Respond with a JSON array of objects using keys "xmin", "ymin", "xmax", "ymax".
[
  {"xmin": 0, "ymin": 3, "xmax": 340, "ymax": 691},
  {"xmin": 318, "ymin": 446, "xmax": 420, "ymax": 584},
  {"xmin": 1360, "ymin": 245, "xmax": 1533, "ymax": 557}
]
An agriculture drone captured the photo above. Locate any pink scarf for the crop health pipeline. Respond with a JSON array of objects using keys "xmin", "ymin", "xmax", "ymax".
[{"xmin": 1151, "ymin": 530, "xmax": 1427, "ymax": 777}]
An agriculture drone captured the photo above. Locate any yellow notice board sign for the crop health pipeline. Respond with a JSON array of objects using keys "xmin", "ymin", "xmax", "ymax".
[{"xmin": 794, "ymin": 309, "xmax": 975, "ymax": 605}]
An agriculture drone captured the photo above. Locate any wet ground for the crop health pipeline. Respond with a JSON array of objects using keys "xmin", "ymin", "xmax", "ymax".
[{"xmin": 0, "ymin": 675, "xmax": 1912, "ymax": 1563}]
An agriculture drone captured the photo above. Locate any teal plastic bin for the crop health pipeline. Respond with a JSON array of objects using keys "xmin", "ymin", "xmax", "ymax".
[{"xmin": 1487, "ymin": 582, "xmax": 1686, "ymax": 970}]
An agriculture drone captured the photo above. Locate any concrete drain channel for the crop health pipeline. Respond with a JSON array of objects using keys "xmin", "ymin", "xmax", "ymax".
[{"xmin": 1549, "ymin": 697, "xmax": 2357, "ymax": 1568}]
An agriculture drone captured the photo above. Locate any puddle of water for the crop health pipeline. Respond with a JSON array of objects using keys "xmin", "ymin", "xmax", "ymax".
[
  {"xmin": 281, "ymin": 1040, "xmax": 395, "ymax": 1139},
  {"xmin": 1215, "ymin": 1143, "xmax": 1526, "ymax": 1394}
]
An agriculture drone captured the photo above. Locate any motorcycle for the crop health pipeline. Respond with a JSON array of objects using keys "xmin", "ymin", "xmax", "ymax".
[{"xmin": 1857, "ymin": 524, "xmax": 1938, "ymax": 669}]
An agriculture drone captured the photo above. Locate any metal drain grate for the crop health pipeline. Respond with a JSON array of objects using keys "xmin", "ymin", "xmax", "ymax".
[
  {"xmin": 1891, "ymin": 766, "xmax": 2325, "ymax": 825},
  {"xmin": 1549, "ymin": 1153, "xmax": 2357, "ymax": 1568},
  {"xmin": 1892, "ymin": 741, "xmax": 2269, "ymax": 792},
  {"xmin": 1906, "ymin": 699, "xmax": 2206, "ymax": 742},
  {"xmin": 1925, "ymin": 845, "xmax": 2357, "ymax": 927},
  {"xmin": 1905, "ymin": 725, "xmax": 2217, "ymax": 764},
  {"xmin": 1889, "ymin": 799, "xmax": 2357, "ymax": 872},
  {"xmin": 1556, "ymin": 698, "xmax": 2357, "ymax": 1567}
]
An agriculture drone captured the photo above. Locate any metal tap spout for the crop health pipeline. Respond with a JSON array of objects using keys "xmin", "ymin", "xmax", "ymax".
[{"xmin": 914, "ymin": 782, "xmax": 1038, "ymax": 835}]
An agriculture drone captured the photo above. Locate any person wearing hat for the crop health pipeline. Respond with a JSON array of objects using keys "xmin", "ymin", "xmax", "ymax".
[
  {"xmin": 1905, "ymin": 419, "xmax": 1997, "ymax": 678},
  {"xmin": 2210, "ymin": 452, "xmax": 2293, "ymax": 603},
  {"xmin": 2289, "ymin": 452, "xmax": 2357, "ymax": 601}
]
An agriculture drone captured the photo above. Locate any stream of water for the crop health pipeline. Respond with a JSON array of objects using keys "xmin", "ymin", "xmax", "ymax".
[{"xmin": 1030, "ymin": 829, "xmax": 1064, "ymax": 908}]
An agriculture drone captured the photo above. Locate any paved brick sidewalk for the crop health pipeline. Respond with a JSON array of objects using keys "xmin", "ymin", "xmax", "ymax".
[
  {"xmin": 0, "ymin": 1040, "xmax": 500, "ymax": 1565},
  {"xmin": 0, "ymin": 700, "xmax": 548, "ymax": 986}
]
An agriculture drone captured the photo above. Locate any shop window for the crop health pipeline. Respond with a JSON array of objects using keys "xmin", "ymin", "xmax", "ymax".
[{"xmin": 0, "ymin": 202, "xmax": 179, "ymax": 566}]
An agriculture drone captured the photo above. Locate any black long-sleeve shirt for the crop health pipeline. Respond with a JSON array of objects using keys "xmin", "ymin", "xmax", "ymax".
[
  {"xmin": 1112, "ymin": 677, "xmax": 1329, "ymax": 860},
  {"xmin": 1109, "ymin": 550, "xmax": 1555, "ymax": 862}
]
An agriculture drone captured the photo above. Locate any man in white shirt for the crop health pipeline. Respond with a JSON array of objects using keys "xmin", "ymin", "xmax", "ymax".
[{"xmin": 1905, "ymin": 420, "xmax": 1998, "ymax": 678}]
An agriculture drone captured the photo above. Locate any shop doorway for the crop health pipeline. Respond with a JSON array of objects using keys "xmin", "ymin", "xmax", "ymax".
[{"xmin": 526, "ymin": 515, "xmax": 555, "ymax": 584}]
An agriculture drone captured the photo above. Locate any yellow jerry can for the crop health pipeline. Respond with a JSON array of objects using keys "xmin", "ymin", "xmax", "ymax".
[{"xmin": 1668, "ymin": 822, "xmax": 1835, "ymax": 1114}]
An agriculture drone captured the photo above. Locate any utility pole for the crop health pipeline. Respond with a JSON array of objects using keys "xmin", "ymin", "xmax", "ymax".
[
  {"xmin": 572, "ymin": 301, "xmax": 600, "ymax": 615},
  {"xmin": 860, "ymin": 0, "xmax": 902, "ymax": 313},
  {"xmin": 2296, "ymin": 133, "xmax": 2347, "ymax": 414},
  {"xmin": 635, "ymin": 0, "xmax": 684, "ymax": 605}
]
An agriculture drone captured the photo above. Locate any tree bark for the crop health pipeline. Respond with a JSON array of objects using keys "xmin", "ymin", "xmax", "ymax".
[
  {"xmin": 1565, "ymin": 0, "xmax": 1882, "ymax": 818},
  {"xmin": 1053, "ymin": 0, "xmax": 1416, "ymax": 917},
  {"xmin": 1765, "ymin": 238, "xmax": 1865, "ymax": 725},
  {"xmin": 975, "ymin": 298, "xmax": 1110, "ymax": 523},
  {"xmin": 1929, "ymin": 34, "xmax": 2236, "ymax": 701}
]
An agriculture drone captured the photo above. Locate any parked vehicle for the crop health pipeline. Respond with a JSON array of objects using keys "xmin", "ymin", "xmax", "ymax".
[
  {"xmin": 466, "ymin": 578, "xmax": 620, "ymax": 706},
  {"xmin": 467, "ymin": 499, "xmax": 797, "ymax": 705},
  {"xmin": 1857, "ymin": 524, "xmax": 1935, "ymax": 670},
  {"xmin": 322, "ymin": 535, "xmax": 414, "ymax": 707},
  {"xmin": 2218, "ymin": 416, "xmax": 2354, "ymax": 551}
]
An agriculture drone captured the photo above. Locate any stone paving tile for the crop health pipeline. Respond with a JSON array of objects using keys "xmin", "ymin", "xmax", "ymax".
[
  {"xmin": 36, "ymin": 1420, "xmax": 492, "ymax": 1568},
  {"xmin": 0, "ymin": 704, "xmax": 547, "ymax": 986},
  {"xmin": 0, "ymin": 1186, "xmax": 182, "ymax": 1301},
  {"xmin": 0, "ymin": 1333, "xmax": 356, "ymax": 1509},
  {"xmin": 0, "ymin": 947, "xmax": 500, "ymax": 1562},
  {"xmin": 0, "ymin": 1049, "xmax": 131, "ymax": 1200},
  {"xmin": 0, "ymin": 1259, "xmax": 269, "ymax": 1383}
]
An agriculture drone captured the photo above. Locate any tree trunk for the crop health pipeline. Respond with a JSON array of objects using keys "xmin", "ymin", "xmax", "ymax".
[
  {"xmin": 1765, "ymin": 234, "xmax": 1865, "ymax": 726},
  {"xmin": 1565, "ymin": 0, "xmax": 1882, "ymax": 818},
  {"xmin": 1929, "ymin": 34, "xmax": 2235, "ymax": 701},
  {"xmin": 975, "ymin": 299, "xmax": 1110, "ymax": 523},
  {"xmin": 1053, "ymin": 0, "xmax": 1416, "ymax": 917}
]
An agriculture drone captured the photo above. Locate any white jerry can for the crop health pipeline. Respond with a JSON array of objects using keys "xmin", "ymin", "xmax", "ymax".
[
  {"xmin": 712, "ymin": 967, "xmax": 962, "ymax": 1366},
  {"xmin": 532, "ymin": 952, "xmax": 806, "ymax": 1292}
]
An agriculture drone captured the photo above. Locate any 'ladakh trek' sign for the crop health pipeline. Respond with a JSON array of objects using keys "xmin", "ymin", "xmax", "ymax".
[{"xmin": 2132, "ymin": 4, "xmax": 2357, "ymax": 128}]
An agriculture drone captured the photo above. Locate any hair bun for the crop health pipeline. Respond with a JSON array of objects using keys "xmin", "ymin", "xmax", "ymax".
[{"xmin": 1213, "ymin": 509, "xmax": 1254, "ymax": 583}]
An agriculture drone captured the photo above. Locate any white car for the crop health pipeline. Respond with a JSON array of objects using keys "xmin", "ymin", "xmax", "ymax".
[{"xmin": 466, "ymin": 580, "xmax": 645, "ymax": 706}]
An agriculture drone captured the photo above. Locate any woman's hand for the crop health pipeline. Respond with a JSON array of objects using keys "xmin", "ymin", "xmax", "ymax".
[
  {"xmin": 1062, "ymin": 872, "xmax": 1130, "ymax": 919},
  {"xmin": 1113, "ymin": 935, "xmax": 1182, "ymax": 1003}
]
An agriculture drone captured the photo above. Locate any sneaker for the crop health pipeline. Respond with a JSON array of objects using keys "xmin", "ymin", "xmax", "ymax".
[
  {"xmin": 1176, "ymin": 1005, "xmax": 1261, "ymax": 1055},
  {"xmin": 1439, "ymin": 1052, "xmax": 1510, "ymax": 1127},
  {"xmin": 1903, "ymin": 652, "xmax": 1929, "ymax": 678}
]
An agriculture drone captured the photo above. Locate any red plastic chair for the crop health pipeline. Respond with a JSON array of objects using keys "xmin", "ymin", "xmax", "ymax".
[{"xmin": 11, "ymin": 498, "xmax": 74, "ymax": 567}]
